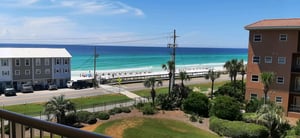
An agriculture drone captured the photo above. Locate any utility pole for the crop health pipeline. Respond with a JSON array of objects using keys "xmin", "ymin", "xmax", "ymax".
[
  {"xmin": 168, "ymin": 29, "xmax": 178, "ymax": 92},
  {"xmin": 93, "ymin": 46, "xmax": 99, "ymax": 89}
]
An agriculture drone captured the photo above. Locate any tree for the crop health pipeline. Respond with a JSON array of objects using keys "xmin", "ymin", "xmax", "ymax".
[
  {"xmin": 260, "ymin": 72, "xmax": 275, "ymax": 104},
  {"xmin": 162, "ymin": 61, "xmax": 175, "ymax": 95},
  {"xmin": 240, "ymin": 60, "xmax": 247, "ymax": 94},
  {"xmin": 44, "ymin": 95, "xmax": 76, "ymax": 124},
  {"xmin": 223, "ymin": 59, "xmax": 244, "ymax": 84},
  {"xmin": 183, "ymin": 92, "xmax": 209, "ymax": 117},
  {"xmin": 209, "ymin": 96, "xmax": 242, "ymax": 121},
  {"xmin": 214, "ymin": 81, "xmax": 245, "ymax": 102},
  {"xmin": 205, "ymin": 69, "xmax": 220, "ymax": 99},
  {"xmin": 256, "ymin": 104, "xmax": 290, "ymax": 138},
  {"xmin": 179, "ymin": 71, "xmax": 190, "ymax": 86},
  {"xmin": 143, "ymin": 77, "xmax": 162, "ymax": 105}
]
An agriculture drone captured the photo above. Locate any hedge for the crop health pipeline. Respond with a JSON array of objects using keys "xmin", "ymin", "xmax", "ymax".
[{"xmin": 210, "ymin": 116, "xmax": 269, "ymax": 138}]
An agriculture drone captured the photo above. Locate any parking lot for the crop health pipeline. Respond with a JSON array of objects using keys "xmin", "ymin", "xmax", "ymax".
[{"xmin": 0, "ymin": 87, "xmax": 112, "ymax": 106}]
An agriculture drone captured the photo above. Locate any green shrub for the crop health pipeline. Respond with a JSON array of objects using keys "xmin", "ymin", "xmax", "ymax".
[
  {"xmin": 209, "ymin": 96, "xmax": 242, "ymax": 121},
  {"xmin": 183, "ymin": 92, "xmax": 209, "ymax": 117},
  {"xmin": 294, "ymin": 119, "xmax": 300, "ymax": 135},
  {"xmin": 121, "ymin": 107, "xmax": 131, "ymax": 113},
  {"xmin": 97, "ymin": 112, "xmax": 110, "ymax": 120},
  {"xmin": 210, "ymin": 116, "xmax": 269, "ymax": 138},
  {"xmin": 112, "ymin": 107, "xmax": 123, "ymax": 114},
  {"xmin": 77, "ymin": 111, "xmax": 93, "ymax": 123},
  {"xmin": 135, "ymin": 102, "xmax": 145, "ymax": 110},
  {"xmin": 189, "ymin": 115, "xmax": 197, "ymax": 122},
  {"xmin": 245, "ymin": 99, "xmax": 263, "ymax": 113},
  {"xmin": 108, "ymin": 109, "xmax": 116, "ymax": 115},
  {"xmin": 87, "ymin": 115, "xmax": 97, "ymax": 124},
  {"xmin": 142, "ymin": 103, "xmax": 156, "ymax": 115},
  {"xmin": 65, "ymin": 112, "xmax": 78, "ymax": 126},
  {"xmin": 198, "ymin": 116, "xmax": 203, "ymax": 124},
  {"xmin": 242, "ymin": 113, "xmax": 257, "ymax": 123}
]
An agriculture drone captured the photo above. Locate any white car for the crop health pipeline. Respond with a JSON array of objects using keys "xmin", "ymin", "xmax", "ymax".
[{"xmin": 67, "ymin": 81, "xmax": 73, "ymax": 88}]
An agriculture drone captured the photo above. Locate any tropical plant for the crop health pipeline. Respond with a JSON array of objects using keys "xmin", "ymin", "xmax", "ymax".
[
  {"xmin": 214, "ymin": 80, "xmax": 245, "ymax": 102},
  {"xmin": 205, "ymin": 69, "xmax": 220, "ymax": 99},
  {"xmin": 256, "ymin": 104, "xmax": 290, "ymax": 138},
  {"xmin": 260, "ymin": 72, "xmax": 275, "ymax": 104},
  {"xmin": 209, "ymin": 96, "xmax": 242, "ymax": 121},
  {"xmin": 162, "ymin": 61, "xmax": 175, "ymax": 95},
  {"xmin": 179, "ymin": 71, "xmax": 190, "ymax": 86},
  {"xmin": 144, "ymin": 77, "xmax": 162, "ymax": 105},
  {"xmin": 44, "ymin": 95, "xmax": 76, "ymax": 124},
  {"xmin": 223, "ymin": 59, "xmax": 244, "ymax": 83},
  {"xmin": 183, "ymin": 92, "xmax": 209, "ymax": 117},
  {"xmin": 240, "ymin": 61, "xmax": 246, "ymax": 93}
]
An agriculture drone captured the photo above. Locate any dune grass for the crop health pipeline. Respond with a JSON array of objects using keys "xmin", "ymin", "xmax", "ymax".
[
  {"xmin": 2, "ymin": 94, "xmax": 130, "ymax": 116},
  {"xmin": 95, "ymin": 117, "xmax": 220, "ymax": 138}
]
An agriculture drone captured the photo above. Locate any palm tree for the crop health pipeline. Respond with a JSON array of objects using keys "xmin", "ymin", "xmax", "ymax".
[
  {"xmin": 44, "ymin": 95, "xmax": 76, "ymax": 124},
  {"xmin": 240, "ymin": 60, "xmax": 247, "ymax": 94},
  {"xmin": 224, "ymin": 59, "xmax": 244, "ymax": 83},
  {"xmin": 205, "ymin": 69, "xmax": 220, "ymax": 99},
  {"xmin": 256, "ymin": 104, "xmax": 288, "ymax": 137},
  {"xmin": 144, "ymin": 77, "xmax": 163, "ymax": 105},
  {"xmin": 162, "ymin": 61, "xmax": 175, "ymax": 95},
  {"xmin": 260, "ymin": 72, "xmax": 275, "ymax": 104},
  {"xmin": 179, "ymin": 71, "xmax": 190, "ymax": 86}
]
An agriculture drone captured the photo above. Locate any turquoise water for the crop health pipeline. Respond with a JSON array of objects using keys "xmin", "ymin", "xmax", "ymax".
[{"xmin": 2, "ymin": 44, "xmax": 248, "ymax": 72}]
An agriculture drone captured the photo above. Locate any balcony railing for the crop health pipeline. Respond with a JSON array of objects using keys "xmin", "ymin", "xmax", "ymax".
[
  {"xmin": 0, "ymin": 109, "xmax": 111, "ymax": 138},
  {"xmin": 289, "ymin": 104, "xmax": 300, "ymax": 112}
]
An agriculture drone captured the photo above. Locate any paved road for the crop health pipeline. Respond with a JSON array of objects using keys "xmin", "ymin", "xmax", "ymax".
[{"xmin": 0, "ymin": 87, "xmax": 112, "ymax": 106}]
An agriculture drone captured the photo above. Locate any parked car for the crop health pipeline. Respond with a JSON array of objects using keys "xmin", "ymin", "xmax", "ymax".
[
  {"xmin": 21, "ymin": 84, "xmax": 33, "ymax": 93},
  {"xmin": 4, "ymin": 88, "xmax": 16, "ymax": 96},
  {"xmin": 48, "ymin": 84, "xmax": 58, "ymax": 90},
  {"xmin": 67, "ymin": 80, "xmax": 73, "ymax": 88}
]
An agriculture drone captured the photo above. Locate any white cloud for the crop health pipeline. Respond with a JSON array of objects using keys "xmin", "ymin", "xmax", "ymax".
[{"xmin": 58, "ymin": 0, "xmax": 144, "ymax": 16}]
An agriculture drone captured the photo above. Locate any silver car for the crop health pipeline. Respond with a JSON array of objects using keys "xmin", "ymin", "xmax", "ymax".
[{"xmin": 21, "ymin": 84, "xmax": 33, "ymax": 93}]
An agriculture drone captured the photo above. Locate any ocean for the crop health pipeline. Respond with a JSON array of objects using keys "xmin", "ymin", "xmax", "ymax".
[{"xmin": 0, "ymin": 44, "xmax": 248, "ymax": 73}]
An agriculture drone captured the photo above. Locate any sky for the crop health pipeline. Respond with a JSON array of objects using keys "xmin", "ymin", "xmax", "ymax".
[{"xmin": 0, "ymin": 0, "xmax": 300, "ymax": 48}]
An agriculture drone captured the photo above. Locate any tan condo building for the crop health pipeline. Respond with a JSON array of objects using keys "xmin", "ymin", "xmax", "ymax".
[{"xmin": 245, "ymin": 18, "xmax": 300, "ymax": 118}]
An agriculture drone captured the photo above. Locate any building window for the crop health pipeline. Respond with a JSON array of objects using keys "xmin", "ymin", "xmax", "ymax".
[
  {"xmin": 253, "ymin": 56, "xmax": 260, "ymax": 64},
  {"xmin": 275, "ymin": 96, "xmax": 282, "ymax": 103},
  {"xmin": 64, "ymin": 69, "xmax": 69, "ymax": 73},
  {"xmin": 55, "ymin": 69, "xmax": 60, "ymax": 73},
  {"xmin": 45, "ymin": 58, "xmax": 49, "ymax": 66},
  {"xmin": 56, "ymin": 58, "xmax": 60, "ymax": 65},
  {"xmin": 25, "ymin": 59, "xmax": 30, "ymax": 66},
  {"xmin": 265, "ymin": 56, "xmax": 272, "ymax": 63},
  {"xmin": 250, "ymin": 93, "xmax": 258, "ymax": 100},
  {"xmin": 25, "ymin": 70, "xmax": 30, "ymax": 75},
  {"xmin": 253, "ymin": 34, "xmax": 262, "ymax": 42},
  {"xmin": 278, "ymin": 57, "xmax": 286, "ymax": 64},
  {"xmin": 64, "ymin": 59, "xmax": 69, "ymax": 65},
  {"xmin": 295, "ymin": 77, "xmax": 300, "ymax": 91},
  {"xmin": 277, "ymin": 76, "xmax": 284, "ymax": 84},
  {"xmin": 36, "ymin": 58, "xmax": 41, "ymax": 66},
  {"xmin": 15, "ymin": 59, "xmax": 20, "ymax": 66},
  {"xmin": 15, "ymin": 70, "xmax": 20, "ymax": 75},
  {"xmin": 2, "ymin": 71, "xmax": 9, "ymax": 76},
  {"xmin": 36, "ymin": 69, "xmax": 41, "ymax": 74},
  {"xmin": 45, "ymin": 69, "xmax": 50, "ymax": 74},
  {"xmin": 251, "ymin": 75, "xmax": 259, "ymax": 82},
  {"xmin": 1, "ymin": 59, "xmax": 8, "ymax": 66},
  {"xmin": 279, "ymin": 34, "xmax": 287, "ymax": 41}
]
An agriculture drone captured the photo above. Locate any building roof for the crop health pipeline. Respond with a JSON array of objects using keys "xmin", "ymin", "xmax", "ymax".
[
  {"xmin": 245, "ymin": 18, "xmax": 300, "ymax": 30},
  {"xmin": 0, "ymin": 48, "xmax": 72, "ymax": 58}
]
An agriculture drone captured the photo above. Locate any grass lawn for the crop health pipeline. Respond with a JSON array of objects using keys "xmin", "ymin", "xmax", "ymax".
[
  {"xmin": 133, "ymin": 81, "xmax": 229, "ymax": 97},
  {"xmin": 2, "ymin": 94, "xmax": 131, "ymax": 116},
  {"xmin": 95, "ymin": 117, "xmax": 220, "ymax": 138}
]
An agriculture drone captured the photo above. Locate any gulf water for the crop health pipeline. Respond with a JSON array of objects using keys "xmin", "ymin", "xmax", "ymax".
[{"xmin": 0, "ymin": 44, "xmax": 248, "ymax": 72}]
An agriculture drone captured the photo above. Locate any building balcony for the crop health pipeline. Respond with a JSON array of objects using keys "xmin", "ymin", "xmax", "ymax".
[{"xmin": 0, "ymin": 109, "xmax": 110, "ymax": 138}]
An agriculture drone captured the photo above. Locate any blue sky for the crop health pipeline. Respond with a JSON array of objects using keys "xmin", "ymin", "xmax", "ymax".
[{"xmin": 0, "ymin": 0, "xmax": 300, "ymax": 48}]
